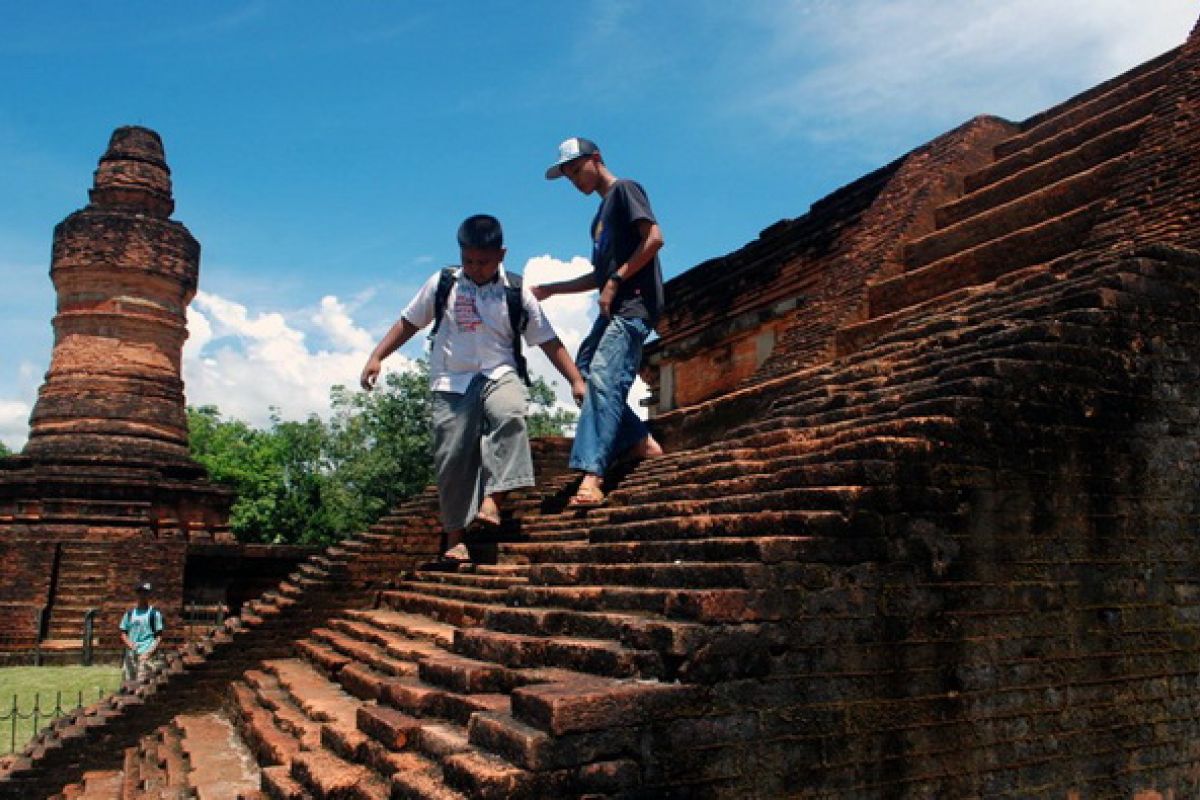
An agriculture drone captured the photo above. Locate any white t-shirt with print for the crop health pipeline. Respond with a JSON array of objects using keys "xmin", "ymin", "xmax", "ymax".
[{"xmin": 402, "ymin": 266, "xmax": 558, "ymax": 394}]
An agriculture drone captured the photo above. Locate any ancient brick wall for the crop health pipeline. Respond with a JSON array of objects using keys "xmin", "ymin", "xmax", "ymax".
[{"xmin": 646, "ymin": 115, "xmax": 1016, "ymax": 413}]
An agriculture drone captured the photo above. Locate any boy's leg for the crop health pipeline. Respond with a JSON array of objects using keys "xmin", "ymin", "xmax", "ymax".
[
  {"xmin": 480, "ymin": 372, "xmax": 534, "ymax": 502},
  {"xmin": 569, "ymin": 316, "xmax": 650, "ymax": 478},
  {"xmin": 431, "ymin": 379, "xmax": 487, "ymax": 541}
]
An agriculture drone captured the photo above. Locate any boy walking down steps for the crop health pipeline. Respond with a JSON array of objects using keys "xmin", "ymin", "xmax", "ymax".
[{"xmin": 361, "ymin": 214, "xmax": 585, "ymax": 564}]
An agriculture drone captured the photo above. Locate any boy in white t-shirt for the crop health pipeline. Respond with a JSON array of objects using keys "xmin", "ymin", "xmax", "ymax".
[{"xmin": 361, "ymin": 215, "xmax": 585, "ymax": 563}]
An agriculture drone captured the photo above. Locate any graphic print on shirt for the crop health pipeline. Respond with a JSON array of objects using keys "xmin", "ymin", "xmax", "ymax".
[{"xmin": 453, "ymin": 283, "xmax": 483, "ymax": 332}]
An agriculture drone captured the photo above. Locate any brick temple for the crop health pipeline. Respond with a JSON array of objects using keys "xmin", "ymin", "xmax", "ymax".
[
  {"xmin": 0, "ymin": 128, "xmax": 307, "ymax": 665},
  {"xmin": 4, "ymin": 14, "xmax": 1200, "ymax": 800}
]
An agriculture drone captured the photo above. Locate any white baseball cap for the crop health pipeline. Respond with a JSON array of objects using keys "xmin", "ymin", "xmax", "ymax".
[{"xmin": 545, "ymin": 137, "xmax": 599, "ymax": 179}]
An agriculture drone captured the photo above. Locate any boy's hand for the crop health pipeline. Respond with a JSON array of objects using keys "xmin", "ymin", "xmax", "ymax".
[
  {"xmin": 531, "ymin": 285, "xmax": 553, "ymax": 302},
  {"xmin": 360, "ymin": 357, "xmax": 382, "ymax": 391},
  {"xmin": 570, "ymin": 378, "xmax": 587, "ymax": 406},
  {"xmin": 598, "ymin": 280, "xmax": 617, "ymax": 318}
]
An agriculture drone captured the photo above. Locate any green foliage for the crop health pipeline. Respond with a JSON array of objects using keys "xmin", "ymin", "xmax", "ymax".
[
  {"xmin": 0, "ymin": 440, "xmax": 11, "ymax": 457},
  {"xmin": 187, "ymin": 363, "xmax": 574, "ymax": 546}
]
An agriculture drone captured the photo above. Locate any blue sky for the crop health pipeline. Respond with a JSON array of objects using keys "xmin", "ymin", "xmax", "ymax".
[{"xmin": 2, "ymin": 1, "xmax": 1196, "ymax": 447}]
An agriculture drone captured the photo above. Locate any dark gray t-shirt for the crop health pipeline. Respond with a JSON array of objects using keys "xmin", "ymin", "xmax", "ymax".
[{"xmin": 590, "ymin": 179, "xmax": 665, "ymax": 324}]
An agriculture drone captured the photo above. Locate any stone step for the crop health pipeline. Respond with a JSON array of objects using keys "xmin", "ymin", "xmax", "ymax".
[
  {"xmin": 993, "ymin": 49, "xmax": 1174, "ymax": 161},
  {"xmin": 867, "ymin": 200, "xmax": 1103, "ymax": 318},
  {"xmin": 453, "ymin": 627, "xmax": 664, "ymax": 679},
  {"xmin": 393, "ymin": 579, "xmax": 507, "ymax": 606},
  {"xmin": 381, "ymin": 676, "xmax": 511, "ymax": 726},
  {"xmin": 228, "ymin": 680, "xmax": 303, "ymax": 767},
  {"xmin": 507, "ymin": 583, "xmax": 785, "ymax": 624},
  {"xmin": 290, "ymin": 747, "xmax": 390, "ymax": 800},
  {"xmin": 259, "ymin": 659, "xmax": 363, "ymax": 744},
  {"xmin": 402, "ymin": 570, "xmax": 530, "ymax": 590},
  {"xmin": 480, "ymin": 604, "xmax": 710, "ymax": 658},
  {"xmin": 498, "ymin": 534, "xmax": 851, "ymax": 569},
  {"xmin": 174, "ymin": 712, "xmax": 261, "ymax": 800},
  {"xmin": 242, "ymin": 669, "xmax": 325, "ymax": 751},
  {"xmin": 309, "ymin": 627, "xmax": 417, "ymax": 680},
  {"xmin": 341, "ymin": 609, "xmax": 456, "ymax": 648},
  {"xmin": 261, "ymin": 764, "xmax": 314, "ymax": 799},
  {"xmin": 388, "ymin": 752, "xmax": 467, "ymax": 800},
  {"xmin": 939, "ymin": 115, "xmax": 1148, "ymax": 228},
  {"xmin": 905, "ymin": 152, "xmax": 1129, "ymax": 270},
  {"xmin": 377, "ymin": 591, "xmax": 493, "ymax": 629}
]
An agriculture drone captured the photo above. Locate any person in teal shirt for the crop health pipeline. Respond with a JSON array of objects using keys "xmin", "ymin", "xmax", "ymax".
[{"xmin": 119, "ymin": 582, "xmax": 163, "ymax": 683}]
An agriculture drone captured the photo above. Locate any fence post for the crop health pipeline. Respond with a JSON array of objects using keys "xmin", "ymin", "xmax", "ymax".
[
  {"xmin": 82, "ymin": 608, "xmax": 97, "ymax": 667},
  {"xmin": 33, "ymin": 605, "xmax": 47, "ymax": 667},
  {"xmin": 7, "ymin": 694, "xmax": 15, "ymax": 755}
]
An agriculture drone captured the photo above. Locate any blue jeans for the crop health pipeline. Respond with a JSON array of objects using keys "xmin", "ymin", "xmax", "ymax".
[{"xmin": 569, "ymin": 315, "xmax": 651, "ymax": 475}]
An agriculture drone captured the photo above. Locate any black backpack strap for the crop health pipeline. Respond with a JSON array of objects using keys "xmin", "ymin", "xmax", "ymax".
[
  {"xmin": 505, "ymin": 272, "xmax": 531, "ymax": 386},
  {"xmin": 429, "ymin": 267, "xmax": 458, "ymax": 338}
]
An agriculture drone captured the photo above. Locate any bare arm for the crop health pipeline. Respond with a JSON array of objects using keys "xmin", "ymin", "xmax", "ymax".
[
  {"xmin": 599, "ymin": 220, "xmax": 664, "ymax": 318},
  {"xmin": 360, "ymin": 318, "xmax": 421, "ymax": 390},
  {"xmin": 531, "ymin": 273, "xmax": 598, "ymax": 301},
  {"xmin": 537, "ymin": 338, "xmax": 587, "ymax": 405}
]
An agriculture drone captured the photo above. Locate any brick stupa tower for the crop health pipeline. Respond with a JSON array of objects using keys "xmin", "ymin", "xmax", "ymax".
[{"xmin": 0, "ymin": 127, "xmax": 232, "ymax": 658}]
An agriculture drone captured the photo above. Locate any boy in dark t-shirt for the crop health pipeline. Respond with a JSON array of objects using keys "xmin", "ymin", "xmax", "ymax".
[{"xmin": 534, "ymin": 137, "xmax": 665, "ymax": 507}]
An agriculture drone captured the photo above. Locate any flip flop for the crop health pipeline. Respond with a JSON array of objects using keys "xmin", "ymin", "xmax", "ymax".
[
  {"xmin": 567, "ymin": 485, "xmax": 606, "ymax": 508},
  {"xmin": 474, "ymin": 509, "xmax": 502, "ymax": 527},
  {"xmin": 440, "ymin": 543, "xmax": 472, "ymax": 564}
]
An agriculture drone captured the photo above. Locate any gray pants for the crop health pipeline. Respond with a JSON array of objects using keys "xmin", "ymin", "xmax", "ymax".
[{"xmin": 431, "ymin": 371, "xmax": 533, "ymax": 532}]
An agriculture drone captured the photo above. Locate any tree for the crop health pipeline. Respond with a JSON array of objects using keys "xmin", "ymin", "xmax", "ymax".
[{"xmin": 0, "ymin": 440, "xmax": 11, "ymax": 458}]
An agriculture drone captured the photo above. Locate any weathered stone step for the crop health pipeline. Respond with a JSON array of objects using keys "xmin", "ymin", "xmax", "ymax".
[
  {"xmin": 587, "ymin": 507, "xmax": 881, "ymax": 545},
  {"xmin": 310, "ymin": 627, "xmax": 417, "ymax": 680},
  {"xmin": 174, "ymin": 712, "xmax": 261, "ymax": 800},
  {"xmin": 377, "ymin": 591, "xmax": 492, "ymax": 629},
  {"xmin": 454, "ymin": 627, "xmax": 665, "ymax": 679},
  {"xmin": 341, "ymin": 609, "xmax": 456, "ymax": 648},
  {"xmin": 290, "ymin": 747, "xmax": 390, "ymax": 800},
  {"xmin": 481, "ymin": 604, "xmax": 710, "ymax": 657},
  {"xmin": 388, "ymin": 752, "xmax": 467, "ymax": 800},
  {"xmin": 508, "ymin": 583, "xmax": 790, "ymax": 624},
  {"xmin": 940, "ymin": 116, "xmax": 1147, "ymax": 228},
  {"xmin": 229, "ymin": 680, "xmax": 302, "ymax": 767},
  {"xmin": 526, "ymin": 559, "xmax": 820, "ymax": 591},
  {"xmin": 993, "ymin": 49, "xmax": 1174, "ymax": 160},
  {"xmin": 242, "ymin": 669, "xmax": 325, "ymax": 751},
  {"xmin": 260, "ymin": 659, "xmax": 362, "ymax": 743},
  {"xmin": 381, "ymin": 676, "xmax": 510, "ymax": 726},
  {"xmin": 393, "ymin": 579, "xmax": 507, "ymax": 605},
  {"xmin": 403, "ymin": 570, "xmax": 530, "ymax": 590},
  {"xmin": 905, "ymin": 153, "xmax": 1129, "ymax": 270},
  {"xmin": 868, "ymin": 200, "xmax": 1103, "ymax": 317},
  {"xmin": 498, "ymin": 533, "xmax": 849, "ymax": 569},
  {"xmin": 262, "ymin": 764, "xmax": 314, "ymax": 799}
]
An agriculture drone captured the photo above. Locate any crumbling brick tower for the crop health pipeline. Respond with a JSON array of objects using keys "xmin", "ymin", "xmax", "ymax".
[{"xmin": 0, "ymin": 127, "xmax": 231, "ymax": 660}]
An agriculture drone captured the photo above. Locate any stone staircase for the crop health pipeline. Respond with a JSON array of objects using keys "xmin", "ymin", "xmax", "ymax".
[{"xmin": 836, "ymin": 44, "xmax": 1177, "ymax": 354}]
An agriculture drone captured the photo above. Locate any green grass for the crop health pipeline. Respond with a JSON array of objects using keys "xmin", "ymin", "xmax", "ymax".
[{"xmin": 0, "ymin": 665, "xmax": 122, "ymax": 753}]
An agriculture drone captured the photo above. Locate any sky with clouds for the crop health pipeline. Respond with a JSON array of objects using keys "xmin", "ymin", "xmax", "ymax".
[{"xmin": 1, "ymin": 0, "xmax": 1196, "ymax": 448}]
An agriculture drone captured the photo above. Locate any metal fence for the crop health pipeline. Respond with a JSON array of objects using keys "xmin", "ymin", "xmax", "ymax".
[{"xmin": 1, "ymin": 687, "xmax": 108, "ymax": 754}]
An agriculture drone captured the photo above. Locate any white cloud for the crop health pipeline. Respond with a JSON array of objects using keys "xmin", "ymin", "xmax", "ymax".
[
  {"xmin": 745, "ymin": 0, "xmax": 1196, "ymax": 149},
  {"xmin": 0, "ymin": 399, "xmax": 32, "ymax": 451},
  {"xmin": 182, "ymin": 289, "xmax": 415, "ymax": 428}
]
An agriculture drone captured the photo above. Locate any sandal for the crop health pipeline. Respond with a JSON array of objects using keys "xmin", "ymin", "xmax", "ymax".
[
  {"xmin": 440, "ymin": 543, "xmax": 472, "ymax": 564},
  {"xmin": 568, "ymin": 485, "xmax": 606, "ymax": 508},
  {"xmin": 474, "ymin": 498, "xmax": 502, "ymax": 527}
]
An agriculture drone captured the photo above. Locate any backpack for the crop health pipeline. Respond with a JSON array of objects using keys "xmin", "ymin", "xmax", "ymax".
[{"xmin": 430, "ymin": 267, "xmax": 531, "ymax": 385}]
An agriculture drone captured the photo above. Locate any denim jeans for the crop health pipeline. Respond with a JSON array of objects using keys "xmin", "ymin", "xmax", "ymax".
[{"xmin": 569, "ymin": 314, "xmax": 651, "ymax": 475}]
